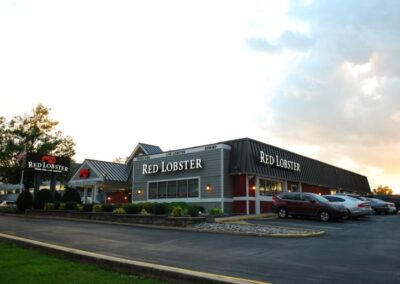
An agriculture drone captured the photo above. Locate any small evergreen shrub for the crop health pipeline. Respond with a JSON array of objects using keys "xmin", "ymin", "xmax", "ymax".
[
  {"xmin": 167, "ymin": 202, "xmax": 188, "ymax": 213},
  {"xmin": 92, "ymin": 204, "xmax": 102, "ymax": 212},
  {"xmin": 59, "ymin": 203, "xmax": 66, "ymax": 210},
  {"xmin": 153, "ymin": 203, "xmax": 168, "ymax": 215},
  {"xmin": 187, "ymin": 204, "xmax": 205, "ymax": 217},
  {"xmin": 140, "ymin": 202, "xmax": 154, "ymax": 214},
  {"xmin": 82, "ymin": 203, "xmax": 93, "ymax": 212},
  {"xmin": 140, "ymin": 208, "xmax": 150, "ymax": 216},
  {"xmin": 44, "ymin": 203, "xmax": 55, "ymax": 210},
  {"xmin": 61, "ymin": 187, "xmax": 82, "ymax": 203},
  {"xmin": 65, "ymin": 202, "xmax": 77, "ymax": 210},
  {"xmin": 209, "ymin": 207, "xmax": 223, "ymax": 216},
  {"xmin": 76, "ymin": 204, "xmax": 83, "ymax": 211},
  {"xmin": 171, "ymin": 206, "xmax": 183, "ymax": 217},
  {"xmin": 16, "ymin": 190, "xmax": 33, "ymax": 212},
  {"xmin": 113, "ymin": 207, "xmax": 126, "ymax": 214},
  {"xmin": 33, "ymin": 189, "xmax": 53, "ymax": 210},
  {"xmin": 101, "ymin": 204, "xmax": 114, "ymax": 212},
  {"xmin": 123, "ymin": 204, "xmax": 140, "ymax": 214}
]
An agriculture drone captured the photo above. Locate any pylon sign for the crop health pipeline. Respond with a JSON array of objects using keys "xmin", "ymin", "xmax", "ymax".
[{"xmin": 25, "ymin": 153, "xmax": 70, "ymax": 174}]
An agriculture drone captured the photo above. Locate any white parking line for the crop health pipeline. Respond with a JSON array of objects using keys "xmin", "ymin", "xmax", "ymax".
[{"xmin": 259, "ymin": 220, "xmax": 343, "ymax": 230}]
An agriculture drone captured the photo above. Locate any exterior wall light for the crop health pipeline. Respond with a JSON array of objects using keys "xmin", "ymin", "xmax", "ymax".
[
  {"xmin": 137, "ymin": 188, "xmax": 143, "ymax": 195},
  {"xmin": 206, "ymin": 184, "xmax": 212, "ymax": 192}
]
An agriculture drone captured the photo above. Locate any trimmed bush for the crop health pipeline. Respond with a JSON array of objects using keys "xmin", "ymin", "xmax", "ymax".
[
  {"xmin": 113, "ymin": 207, "xmax": 126, "ymax": 214},
  {"xmin": 61, "ymin": 187, "xmax": 82, "ymax": 203},
  {"xmin": 209, "ymin": 207, "xmax": 223, "ymax": 216},
  {"xmin": 33, "ymin": 189, "xmax": 52, "ymax": 210},
  {"xmin": 92, "ymin": 204, "xmax": 102, "ymax": 212},
  {"xmin": 153, "ymin": 203, "xmax": 168, "ymax": 215},
  {"xmin": 140, "ymin": 202, "xmax": 154, "ymax": 214},
  {"xmin": 166, "ymin": 202, "xmax": 188, "ymax": 213},
  {"xmin": 16, "ymin": 190, "xmax": 33, "ymax": 212},
  {"xmin": 65, "ymin": 202, "xmax": 77, "ymax": 210},
  {"xmin": 140, "ymin": 208, "xmax": 150, "ymax": 216},
  {"xmin": 76, "ymin": 204, "xmax": 83, "ymax": 211},
  {"xmin": 101, "ymin": 204, "xmax": 115, "ymax": 212},
  {"xmin": 171, "ymin": 206, "xmax": 183, "ymax": 217},
  {"xmin": 59, "ymin": 203, "xmax": 66, "ymax": 210},
  {"xmin": 187, "ymin": 204, "xmax": 205, "ymax": 217},
  {"xmin": 82, "ymin": 203, "xmax": 93, "ymax": 212},
  {"xmin": 123, "ymin": 204, "xmax": 140, "ymax": 214},
  {"xmin": 44, "ymin": 203, "xmax": 55, "ymax": 210}
]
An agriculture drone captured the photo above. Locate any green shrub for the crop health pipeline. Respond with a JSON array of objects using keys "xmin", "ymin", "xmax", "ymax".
[
  {"xmin": 187, "ymin": 204, "xmax": 205, "ymax": 217},
  {"xmin": 140, "ymin": 202, "xmax": 154, "ymax": 214},
  {"xmin": 61, "ymin": 187, "xmax": 82, "ymax": 203},
  {"xmin": 92, "ymin": 204, "xmax": 102, "ymax": 212},
  {"xmin": 16, "ymin": 190, "xmax": 33, "ymax": 212},
  {"xmin": 166, "ymin": 202, "xmax": 188, "ymax": 213},
  {"xmin": 140, "ymin": 208, "xmax": 150, "ymax": 216},
  {"xmin": 33, "ymin": 189, "xmax": 52, "ymax": 210},
  {"xmin": 65, "ymin": 202, "xmax": 77, "ymax": 210},
  {"xmin": 171, "ymin": 206, "xmax": 183, "ymax": 217},
  {"xmin": 101, "ymin": 204, "xmax": 114, "ymax": 212},
  {"xmin": 44, "ymin": 203, "xmax": 55, "ymax": 210},
  {"xmin": 209, "ymin": 207, "xmax": 223, "ymax": 216},
  {"xmin": 82, "ymin": 203, "xmax": 93, "ymax": 212},
  {"xmin": 153, "ymin": 203, "xmax": 168, "ymax": 215},
  {"xmin": 76, "ymin": 204, "xmax": 83, "ymax": 211},
  {"xmin": 123, "ymin": 204, "xmax": 140, "ymax": 214},
  {"xmin": 113, "ymin": 207, "xmax": 126, "ymax": 214}
]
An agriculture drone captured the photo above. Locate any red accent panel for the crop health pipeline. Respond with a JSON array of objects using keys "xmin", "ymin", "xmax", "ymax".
[
  {"xmin": 260, "ymin": 201, "xmax": 273, "ymax": 213},
  {"xmin": 248, "ymin": 176, "xmax": 255, "ymax": 197},
  {"xmin": 249, "ymin": 200, "xmax": 255, "ymax": 214},
  {"xmin": 79, "ymin": 169, "xmax": 90, "ymax": 179},
  {"xmin": 233, "ymin": 175, "xmax": 247, "ymax": 196},
  {"xmin": 233, "ymin": 201, "xmax": 247, "ymax": 214},
  {"xmin": 106, "ymin": 192, "xmax": 131, "ymax": 204},
  {"xmin": 302, "ymin": 184, "xmax": 331, "ymax": 195}
]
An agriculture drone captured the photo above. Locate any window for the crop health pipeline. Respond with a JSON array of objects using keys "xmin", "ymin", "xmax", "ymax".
[
  {"xmin": 188, "ymin": 179, "xmax": 199, "ymax": 197},
  {"xmin": 178, "ymin": 180, "xmax": 188, "ymax": 198},
  {"xmin": 259, "ymin": 179, "xmax": 283, "ymax": 196},
  {"xmin": 157, "ymin": 182, "xmax": 167, "ymax": 198},
  {"xmin": 282, "ymin": 193, "xmax": 301, "ymax": 200},
  {"xmin": 149, "ymin": 183, "xmax": 157, "ymax": 199},
  {"xmin": 302, "ymin": 194, "xmax": 315, "ymax": 202},
  {"xmin": 167, "ymin": 181, "xmax": 177, "ymax": 198},
  {"xmin": 148, "ymin": 178, "xmax": 199, "ymax": 199}
]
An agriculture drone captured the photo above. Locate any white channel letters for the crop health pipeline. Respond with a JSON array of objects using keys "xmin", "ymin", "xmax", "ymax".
[
  {"xmin": 259, "ymin": 151, "xmax": 300, "ymax": 172},
  {"xmin": 142, "ymin": 159, "xmax": 202, "ymax": 175}
]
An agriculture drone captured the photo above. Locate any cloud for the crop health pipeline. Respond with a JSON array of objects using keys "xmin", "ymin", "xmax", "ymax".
[{"xmin": 253, "ymin": 0, "xmax": 400, "ymax": 190}]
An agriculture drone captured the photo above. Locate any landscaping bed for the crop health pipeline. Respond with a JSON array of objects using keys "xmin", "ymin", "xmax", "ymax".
[{"xmin": 25, "ymin": 210, "xmax": 207, "ymax": 227}]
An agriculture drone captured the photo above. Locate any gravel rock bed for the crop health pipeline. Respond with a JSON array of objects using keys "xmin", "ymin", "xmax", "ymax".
[{"xmin": 193, "ymin": 222, "xmax": 323, "ymax": 237}]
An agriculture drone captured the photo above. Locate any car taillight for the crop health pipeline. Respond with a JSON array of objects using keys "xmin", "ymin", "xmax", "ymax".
[{"xmin": 358, "ymin": 203, "xmax": 370, "ymax": 208}]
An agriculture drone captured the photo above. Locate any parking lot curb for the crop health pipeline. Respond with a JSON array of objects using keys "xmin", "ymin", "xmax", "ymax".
[
  {"xmin": 215, "ymin": 213, "xmax": 277, "ymax": 223},
  {"xmin": 0, "ymin": 232, "xmax": 269, "ymax": 284}
]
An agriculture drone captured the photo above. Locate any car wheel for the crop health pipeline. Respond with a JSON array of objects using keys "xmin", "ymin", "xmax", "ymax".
[
  {"xmin": 372, "ymin": 208, "xmax": 377, "ymax": 215},
  {"xmin": 319, "ymin": 210, "xmax": 330, "ymax": 222},
  {"xmin": 277, "ymin": 208, "xmax": 288, "ymax": 219},
  {"xmin": 342, "ymin": 209, "xmax": 351, "ymax": 220}
]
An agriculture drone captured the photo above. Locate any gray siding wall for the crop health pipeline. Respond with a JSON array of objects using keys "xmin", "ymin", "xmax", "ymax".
[{"xmin": 132, "ymin": 146, "xmax": 232, "ymax": 211}]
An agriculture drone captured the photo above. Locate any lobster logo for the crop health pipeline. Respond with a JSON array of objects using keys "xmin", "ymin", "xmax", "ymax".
[
  {"xmin": 42, "ymin": 155, "xmax": 56, "ymax": 164},
  {"xmin": 79, "ymin": 169, "xmax": 90, "ymax": 179}
]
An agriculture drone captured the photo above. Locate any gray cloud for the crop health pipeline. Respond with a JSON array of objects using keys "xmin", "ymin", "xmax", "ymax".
[
  {"xmin": 257, "ymin": 0, "xmax": 400, "ymax": 180},
  {"xmin": 246, "ymin": 31, "xmax": 313, "ymax": 53}
]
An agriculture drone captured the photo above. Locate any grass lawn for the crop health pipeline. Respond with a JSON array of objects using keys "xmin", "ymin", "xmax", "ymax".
[{"xmin": 0, "ymin": 242, "xmax": 167, "ymax": 284}]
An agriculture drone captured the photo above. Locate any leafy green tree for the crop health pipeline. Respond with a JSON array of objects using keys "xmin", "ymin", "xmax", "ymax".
[
  {"xmin": 373, "ymin": 185, "xmax": 393, "ymax": 195},
  {"xmin": 0, "ymin": 104, "xmax": 76, "ymax": 185}
]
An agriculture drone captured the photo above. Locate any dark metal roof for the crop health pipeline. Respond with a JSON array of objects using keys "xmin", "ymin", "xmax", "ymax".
[
  {"xmin": 86, "ymin": 159, "xmax": 130, "ymax": 183},
  {"xmin": 222, "ymin": 138, "xmax": 371, "ymax": 194},
  {"xmin": 139, "ymin": 143, "xmax": 163, "ymax": 155}
]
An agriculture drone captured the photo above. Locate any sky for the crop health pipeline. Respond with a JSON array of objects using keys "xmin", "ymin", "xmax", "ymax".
[{"xmin": 1, "ymin": 0, "xmax": 399, "ymax": 193}]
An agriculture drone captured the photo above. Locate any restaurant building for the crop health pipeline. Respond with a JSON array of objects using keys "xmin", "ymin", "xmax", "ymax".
[{"xmin": 69, "ymin": 138, "xmax": 371, "ymax": 214}]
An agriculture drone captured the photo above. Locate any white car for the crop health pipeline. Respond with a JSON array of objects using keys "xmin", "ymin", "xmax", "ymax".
[
  {"xmin": 323, "ymin": 195, "xmax": 373, "ymax": 218},
  {"xmin": 0, "ymin": 200, "xmax": 17, "ymax": 208}
]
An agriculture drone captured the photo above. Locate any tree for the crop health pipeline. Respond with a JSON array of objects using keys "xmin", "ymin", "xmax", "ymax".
[
  {"xmin": 373, "ymin": 185, "xmax": 393, "ymax": 195},
  {"xmin": 0, "ymin": 104, "xmax": 76, "ymax": 185}
]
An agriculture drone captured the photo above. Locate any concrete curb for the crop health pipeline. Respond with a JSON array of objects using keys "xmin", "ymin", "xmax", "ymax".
[
  {"xmin": 215, "ymin": 213, "xmax": 277, "ymax": 223},
  {"xmin": 0, "ymin": 213, "xmax": 325, "ymax": 238},
  {"xmin": 0, "ymin": 233, "xmax": 269, "ymax": 284}
]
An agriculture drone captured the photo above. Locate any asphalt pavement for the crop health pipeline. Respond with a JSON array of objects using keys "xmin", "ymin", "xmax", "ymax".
[{"xmin": 0, "ymin": 214, "xmax": 399, "ymax": 284}]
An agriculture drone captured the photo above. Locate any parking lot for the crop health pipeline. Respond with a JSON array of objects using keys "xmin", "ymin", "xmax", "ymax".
[{"xmin": 0, "ymin": 213, "xmax": 399, "ymax": 284}]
